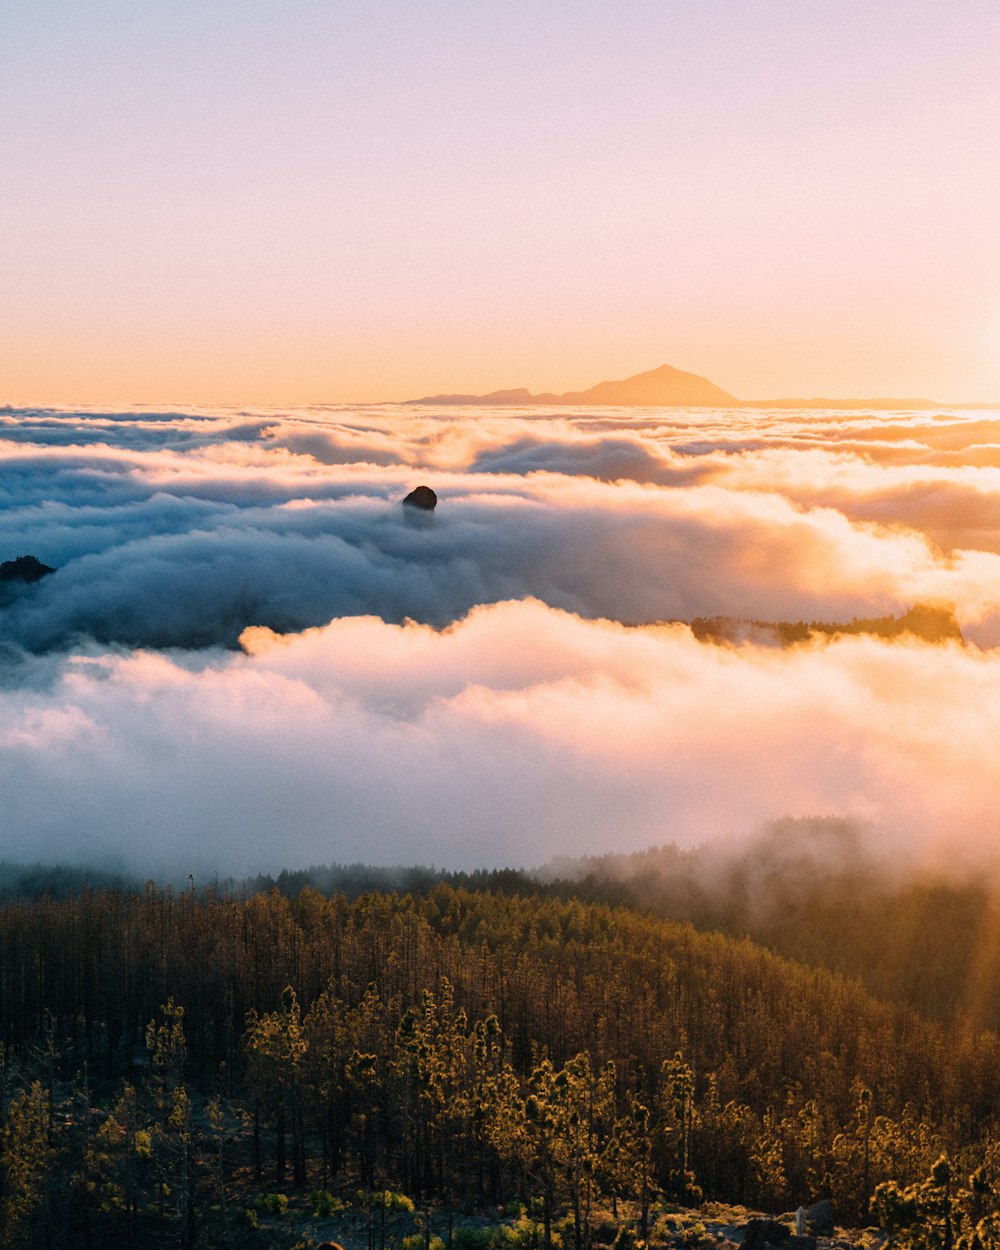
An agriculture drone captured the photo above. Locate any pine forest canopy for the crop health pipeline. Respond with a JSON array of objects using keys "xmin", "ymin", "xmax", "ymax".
[{"xmin": 3, "ymin": 881, "xmax": 1000, "ymax": 1248}]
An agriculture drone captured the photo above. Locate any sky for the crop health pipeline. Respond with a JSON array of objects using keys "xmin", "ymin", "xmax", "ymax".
[
  {"xmin": 2, "ymin": 0, "xmax": 999, "ymax": 405},
  {"xmin": 3, "ymin": 399, "xmax": 1000, "ymax": 876}
]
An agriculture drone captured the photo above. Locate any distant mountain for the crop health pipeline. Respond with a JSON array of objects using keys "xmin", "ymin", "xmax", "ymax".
[
  {"xmin": 407, "ymin": 362, "xmax": 996, "ymax": 409},
  {"xmin": 689, "ymin": 601, "xmax": 964, "ymax": 648},
  {"xmin": 562, "ymin": 362, "xmax": 738, "ymax": 406},
  {"xmin": 409, "ymin": 362, "xmax": 737, "ymax": 407}
]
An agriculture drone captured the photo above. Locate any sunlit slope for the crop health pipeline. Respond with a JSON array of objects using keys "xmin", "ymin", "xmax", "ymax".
[
  {"xmin": 2, "ymin": 882, "xmax": 997, "ymax": 1140},
  {"xmin": 537, "ymin": 829, "xmax": 1000, "ymax": 1030}
]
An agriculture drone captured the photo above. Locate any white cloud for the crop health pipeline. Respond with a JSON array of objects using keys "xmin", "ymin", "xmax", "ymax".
[
  {"xmin": 0, "ymin": 601, "xmax": 995, "ymax": 875},
  {"xmin": 2, "ymin": 400, "xmax": 1000, "ymax": 873}
]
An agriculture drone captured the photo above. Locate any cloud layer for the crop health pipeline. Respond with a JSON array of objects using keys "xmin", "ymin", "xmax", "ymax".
[
  {"xmin": 0, "ymin": 600, "xmax": 995, "ymax": 877},
  {"xmin": 2, "ymin": 400, "xmax": 1000, "ymax": 872},
  {"xmin": 5, "ymin": 403, "xmax": 1000, "ymax": 650}
]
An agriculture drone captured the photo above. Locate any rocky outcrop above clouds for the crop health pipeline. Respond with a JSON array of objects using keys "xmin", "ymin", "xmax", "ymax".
[
  {"xmin": 0, "ymin": 555, "xmax": 55, "ymax": 584},
  {"xmin": 401, "ymin": 485, "xmax": 438, "ymax": 511}
]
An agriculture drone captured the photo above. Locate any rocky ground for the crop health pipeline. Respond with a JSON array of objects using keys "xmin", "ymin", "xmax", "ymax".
[{"xmin": 237, "ymin": 1197, "xmax": 889, "ymax": 1250}]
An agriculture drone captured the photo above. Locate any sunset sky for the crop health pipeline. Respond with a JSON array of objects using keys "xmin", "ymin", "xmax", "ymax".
[{"xmin": 3, "ymin": 0, "xmax": 999, "ymax": 406}]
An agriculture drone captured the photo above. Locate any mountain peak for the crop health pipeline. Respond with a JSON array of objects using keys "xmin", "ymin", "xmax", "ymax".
[
  {"xmin": 560, "ymin": 362, "xmax": 737, "ymax": 406},
  {"xmin": 407, "ymin": 362, "xmax": 737, "ymax": 407}
]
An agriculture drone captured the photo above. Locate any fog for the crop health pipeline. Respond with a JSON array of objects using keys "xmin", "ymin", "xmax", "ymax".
[{"xmin": 2, "ymin": 401, "xmax": 999, "ymax": 874}]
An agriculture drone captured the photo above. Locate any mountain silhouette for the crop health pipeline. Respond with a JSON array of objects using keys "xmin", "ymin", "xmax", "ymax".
[
  {"xmin": 407, "ymin": 362, "xmax": 993, "ymax": 409},
  {"xmin": 409, "ymin": 362, "xmax": 736, "ymax": 407}
]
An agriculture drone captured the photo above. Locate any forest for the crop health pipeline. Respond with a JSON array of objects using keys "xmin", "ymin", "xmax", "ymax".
[{"xmin": 2, "ymin": 876, "xmax": 1000, "ymax": 1249}]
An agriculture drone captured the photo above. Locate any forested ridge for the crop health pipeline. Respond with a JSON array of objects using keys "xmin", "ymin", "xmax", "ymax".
[
  {"xmin": 3, "ymin": 883, "xmax": 1000, "ymax": 1248},
  {"xmin": 532, "ymin": 830, "xmax": 1000, "ymax": 1032},
  {"xmin": 4, "ymin": 831, "xmax": 998, "ymax": 1035}
]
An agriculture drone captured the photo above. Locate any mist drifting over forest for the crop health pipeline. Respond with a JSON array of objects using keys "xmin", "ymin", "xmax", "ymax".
[{"xmin": 2, "ymin": 400, "xmax": 1000, "ymax": 875}]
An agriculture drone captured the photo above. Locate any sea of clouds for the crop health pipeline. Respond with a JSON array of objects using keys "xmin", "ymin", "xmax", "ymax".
[{"xmin": 2, "ymin": 400, "xmax": 999, "ymax": 874}]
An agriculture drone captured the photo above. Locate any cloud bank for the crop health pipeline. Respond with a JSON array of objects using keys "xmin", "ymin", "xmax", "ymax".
[
  {"xmin": 2, "ymin": 400, "xmax": 1000, "ymax": 872},
  {"xmin": 0, "ymin": 600, "xmax": 995, "ymax": 877}
]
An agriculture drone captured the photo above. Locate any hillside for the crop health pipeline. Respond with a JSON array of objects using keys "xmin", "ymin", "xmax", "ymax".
[
  {"xmin": 534, "ymin": 823, "xmax": 1000, "ymax": 1029},
  {"xmin": 2, "ymin": 882, "xmax": 1000, "ymax": 1247}
]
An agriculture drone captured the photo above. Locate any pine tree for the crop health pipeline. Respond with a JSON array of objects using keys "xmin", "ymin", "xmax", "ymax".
[{"xmin": 0, "ymin": 1081, "xmax": 53, "ymax": 1250}]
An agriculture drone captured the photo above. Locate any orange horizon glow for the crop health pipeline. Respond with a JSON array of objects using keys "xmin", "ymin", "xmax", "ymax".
[{"xmin": 2, "ymin": 2, "xmax": 999, "ymax": 408}]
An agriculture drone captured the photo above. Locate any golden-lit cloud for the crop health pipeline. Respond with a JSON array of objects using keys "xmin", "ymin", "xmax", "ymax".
[
  {"xmin": 3, "ymin": 400, "xmax": 1000, "ymax": 873},
  {"xmin": 0, "ymin": 600, "xmax": 997, "ymax": 875}
]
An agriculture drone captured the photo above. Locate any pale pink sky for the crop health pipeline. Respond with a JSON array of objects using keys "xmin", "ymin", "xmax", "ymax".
[{"xmin": 2, "ymin": 0, "xmax": 998, "ymax": 405}]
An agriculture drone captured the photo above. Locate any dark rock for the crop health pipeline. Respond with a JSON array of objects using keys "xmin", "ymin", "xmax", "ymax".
[
  {"xmin": 744, "ymin": 1221, "xmax": 791, "ymax": 1250},
  {"xmin": 778, "ymin": 1238, "xmax": 817, "ymax": 1250},
  {"xmin": 806, "ymin": 1202, "xmax": 834, "ymax": 1237},
  {"xmin": 401, "ymin": 485, "xmax": 437, "ymax": 511},
  {"xmin": 0, "ymin": 555, "xmax": 55, "ymax": 584}
]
